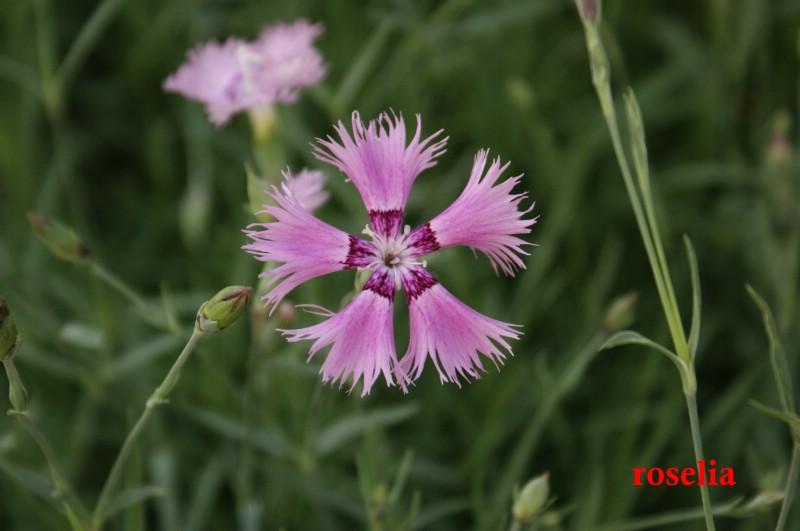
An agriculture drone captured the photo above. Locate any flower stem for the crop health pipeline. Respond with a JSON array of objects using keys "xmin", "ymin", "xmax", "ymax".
[
  {"xmin": 89, "ymin": 262, "xmax": 181, "ymax": 336},
  {"xmin": 776, "ymin": 443, "xmax": 800, "ymax": 531},
  {"xmin": 9, "ymin": 410, "xmax": 91, "ymax": 529},
  {"xmin": 575, "ymin": 5, "xmax": 715, "ymax": 528},
  {"xmin": 90, "ymin": 327, "xmax": 204, "ymax": 530},
  {"xmin": 4, "ymin": 356, "xmax": 91, "ymax": 528},
  {"xmin": 685, "ymin": 391, "xmax": 716, "ymax": 531}
]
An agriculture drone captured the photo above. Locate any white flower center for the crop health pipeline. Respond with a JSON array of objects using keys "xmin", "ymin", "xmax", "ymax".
[
  {"xmin": 361, "ymin": 224, "xmax": 426, "ymax": 290},
  {"xmin": 236, "ymin": 45, "xmax": 262, "ymax": 94}
]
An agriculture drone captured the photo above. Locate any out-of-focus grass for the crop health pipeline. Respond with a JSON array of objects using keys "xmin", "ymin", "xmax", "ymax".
[{"xmin": 1, "ymin": 0, "xmax": 799, "ymax": 529}]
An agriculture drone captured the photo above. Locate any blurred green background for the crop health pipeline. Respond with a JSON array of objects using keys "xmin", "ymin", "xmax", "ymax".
[{"xmin": 1, "ymin": 0, "xmax": 799, "ymax": 529}]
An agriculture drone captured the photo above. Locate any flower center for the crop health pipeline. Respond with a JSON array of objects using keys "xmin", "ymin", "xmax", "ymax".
[
  {"xmin": 361, "ymin": 224, "xmax": 426, "ymax": 290},
  {"xmin": 236, "ymin": 44, "xmax": 262, "ymax": 94}
]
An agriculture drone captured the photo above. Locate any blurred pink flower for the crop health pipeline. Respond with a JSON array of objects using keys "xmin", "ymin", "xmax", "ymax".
[
  {"xmin": 163, "ymin": 19, "xmax": 325, "ymax": 126},
  {"xmin": 283, "ymin": 169, "xmax": 329, "ymax": 212},
  {"xmin": 243, "ymin": 111, "xmax": 537, "ymax": 395}
]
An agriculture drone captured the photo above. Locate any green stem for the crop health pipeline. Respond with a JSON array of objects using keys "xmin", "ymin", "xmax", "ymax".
[
  {"xmin": 89, "ymin": 262, "xmax": 181, "ymax": 336},
  {"xmin": 89, "ymin": 263, "xmax": 144, "ymax": 308},
  {"xmin": 584, "ymin": 25, "xmax": 688, "ymax": 363},
  {"xmin": 90, "ymin": 327, "xmax": 204, "ymax": 530},
  {"xmin": 54, "ymin": 0, "xmax": 128, "ymax": 94},
  {"xmin": 577, "ymin": 9, "xmax": 714, "ymax": 529},
  {"xmin": 685, "ymin": 391, "xmax": 715, "ymax": 531},
  {"xmin": 776, "ymin": 443, "xmax": 800, "ymax": 531},
  {"xmin": 10, "ymin": 413, "xmax": 92, "ymax": 528}
]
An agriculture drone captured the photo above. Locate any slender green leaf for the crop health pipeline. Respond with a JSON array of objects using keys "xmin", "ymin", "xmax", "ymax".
[
  {"xmin": 315, "ymin": 403, "xmax": 419, "ymax": 456},
  {"xmin": 102, "ymin": 334, "xmax": 182, "ymax": 382},
  {"xmin": 749, "ymin": 400, "xmax": 800, "ymax": 432},
  {"xmin": 64, "ymin": 503, "xmax": 86, "ymax": 531},
  {"xmin": 184, "ymin": 456, "xmax": 226, "ymax": 531},
  {"xmin": 746, "ymin": 285, "xmax": 797, "ymax": 416},
  {"xmin": 388, "ymin": 449, "xmax": 415, "ymax": 507},
  {"xmin": 104, "ymin": 486, "xmax": 164, "ymax": 520},
  {"xmin": 599, "ymin": 330, "xmax": 681, "ymax": 365},
  {"xmin": 183, "ymin": 405, "xmax": 291, "ymax": 458},
  {"xmin": 595, "ymin": 497, "xmax": 743, "ymax": 530},
  {"xmin": 684, "ymin": 235, "xmax": 701, "ymax": 361}
]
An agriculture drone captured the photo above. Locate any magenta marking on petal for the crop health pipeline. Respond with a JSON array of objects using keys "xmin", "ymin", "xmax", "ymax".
[
  {"xmin": 364, "ymin": 269, "xmax": 396, "ymax": 300},
  {"xmin": 425, "ymin": 149, "xmax": 536, "ymax": 275},
  {"xmin": 369, "ymin": 209, "xmax": 403, "ymax": 238},
  {"xmin": 343, "ymin": 235, "xmax": 374, "ymax": 269},
  {"xmin": 400, "ymin": 266, "xmax": 438, "ymax": 301},
  {"xmin": 406, "ymin": 222, "xmax": 440, "ymax": 258}
]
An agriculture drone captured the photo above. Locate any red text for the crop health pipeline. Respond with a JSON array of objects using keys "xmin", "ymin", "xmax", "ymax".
[{"xmin": 632, "ymin": 460, "xmax": 735, "ymax": 486}]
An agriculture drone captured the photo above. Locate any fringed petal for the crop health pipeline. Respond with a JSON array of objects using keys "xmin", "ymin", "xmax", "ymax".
[
  {"xmin": 417, "ymin": 150, "xmax": 537, "ymax": 275},
  {"xmin": 163, "ymin": 38, "xmax": 256, "ymax": 126},
  {"xmin": 313, "ymin": 111, "xmax": 447, "ymax": 213},
  {"xmin": 282, "ymin": 270, "xmax": 407, "ymax": 396},
  {"xmin": 400, "ymin": 266, "xmax": 520, "ymax": 385},
  {"xmin": 283, "ymin": 168, "xmax": 329, "ymax": 212},
  {"xmin": 164, "ymin": 20, "xmax": 325, "ymax": 125},
  {"xmin": 243, "ymin": 172, "xmax": 372, "ymax": 311},
  {"xmin": 251, "ymin": 19, "xmax": 326, "ymax": 103}
]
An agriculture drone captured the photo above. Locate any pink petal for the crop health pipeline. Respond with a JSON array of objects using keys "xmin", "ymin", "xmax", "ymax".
[
  {"xmin": 283, "ymin": 168, "xmax": 329, "ymax": 212},
  {"xmin": 164, "ymin": 20, "xmax": 326, "ymax": 126},
  {"xmin": 313, "ymin": 111, "xmax": 447, "ymax": 213},
  {"xmin": 414, "ymin": 150, "xmax": 537, "ymax": 275},
  {"xmin": 281, "ymin": 270, "xmax": 407, "ymax": 396},
  {"xmin": 243, "ymin": 173, "xmax": 372, "ymax": 311},
  {"xmin": 252, "ymin": 19, "xmax": 326, "ymax": 103},
  {"xmin": 163, "ymin": 38, "xmax": 255, "ymax": 126},
  {"xmin": 400, "ymin": 266, "xmax": 519, "ymax": 385}
]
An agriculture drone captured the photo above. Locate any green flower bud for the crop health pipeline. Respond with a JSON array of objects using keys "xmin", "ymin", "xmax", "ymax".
[
  {"xmin": 512, "ymin": 472, "xmax": 550, "ymax": 524},
  {"xmin": 26, "ymin": 212, "xmax": 90, "ymax": 264},
  {"xmin": 5, "ymin": 361, "xmax": 28, "ymax": 412},
  {"xmin": 577, "ymin": 0, "xmax": 600, "ymax": 25},
  {"xmin": 602, "ymin": 291, "xmax": 638, "ymax": 333},
  {"xmin": 196, "ymin": 286, "xmax": 251, "ymax": 333},
  {"xmin": 0, "ymin": 298, "xmax": 21, "ymax": 361}
]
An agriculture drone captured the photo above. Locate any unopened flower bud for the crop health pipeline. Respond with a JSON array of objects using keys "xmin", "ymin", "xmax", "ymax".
[
  {"xmin": 26, "ymin": 212, "xmax": 90, "ymax": 264},
  {"xmin": 5, "ymin": 364, "xmax": 28, "ymax": 412},
  {"xmin": 512, "ymin": 472, "xmax": 550, "ymax": 524},
  {"xmin": 0, "ymin": 298, "xmax": 21, "ymax": 361},
  {"xmin": 602, "ymin": 291, "xmax": 638, "ymax": 333},
  {"xmin": 743, "ymin": 490, "xmax": 783, "ymax": 512},
  {"xmin": 0, "ymin": 299, "xmax": 27, "ymax": 411},
  {"xmin": 764, "ymin": 111, "xmax": 795, "ymax": 224},
  {"xmin": 577, "ymin": 0, "xmax": 600, "ymax": 25},
  {"xmin": 277, "ymin": 301, "xmax": 296, "ymax": 324},
  {"xmin": 196, "ymin": 286, "xmax": 251, "ymax": 333}
]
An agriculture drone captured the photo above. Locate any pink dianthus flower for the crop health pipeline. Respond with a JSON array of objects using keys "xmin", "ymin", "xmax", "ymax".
[
  {"xmin": 243, "ymin": 111, "xmax": 537, "ymax": 395},
  {"xmin": 163, "ymin": 19, "xmax": 325, "ymax": 126}
]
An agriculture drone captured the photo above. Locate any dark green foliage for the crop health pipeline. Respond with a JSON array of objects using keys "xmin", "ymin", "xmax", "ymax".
[{"xmin": 1, "ymin": 0, "xmax": 799, "ymax": 529}]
